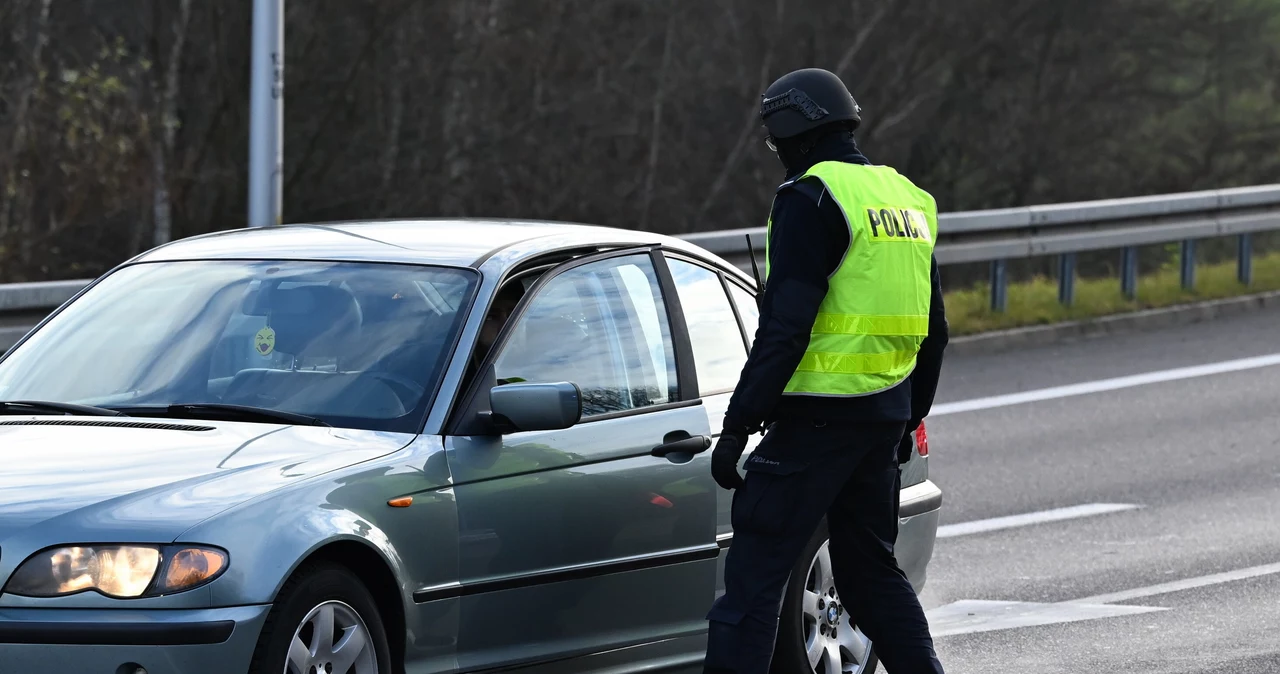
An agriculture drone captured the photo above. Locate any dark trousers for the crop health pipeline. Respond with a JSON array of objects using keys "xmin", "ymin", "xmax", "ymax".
[{"xmin": 703, "ymin": 419, "xmax": 945, "ymax": 674}]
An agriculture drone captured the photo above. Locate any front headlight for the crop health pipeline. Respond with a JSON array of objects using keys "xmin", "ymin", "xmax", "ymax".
[{"xmin": 4, "ymin": 544, "xmax": 228, "ymax": 599}]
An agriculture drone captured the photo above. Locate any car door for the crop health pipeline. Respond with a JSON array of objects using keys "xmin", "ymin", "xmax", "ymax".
[
  {"xmin": 444, "ymin": 250, "xmax": 717, "ymax": 672},
  {"xmin": 662, "ymin": 255, "xmax": 762, "ymax": 597}
]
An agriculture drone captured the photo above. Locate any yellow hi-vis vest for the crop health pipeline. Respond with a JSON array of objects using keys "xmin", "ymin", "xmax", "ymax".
[{"xmin": 766, "ymin": 161, "xmax": 938, "ymax": 397}]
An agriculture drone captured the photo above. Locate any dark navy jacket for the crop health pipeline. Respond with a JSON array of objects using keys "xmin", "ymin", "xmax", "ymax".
[{"xmin": 724, "ymin": 135, "xmax": 949, "ymax": 433}]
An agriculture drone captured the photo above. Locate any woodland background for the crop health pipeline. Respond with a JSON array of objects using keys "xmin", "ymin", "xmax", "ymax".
[{"xmin": 1, "ymin": 0, "xmax": 1278, "ymax": 285}]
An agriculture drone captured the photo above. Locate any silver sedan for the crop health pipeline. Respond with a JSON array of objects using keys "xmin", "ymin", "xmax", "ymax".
[{"xmin": 0, "ymin": 220, "xmax": 941, "ymax": 674}]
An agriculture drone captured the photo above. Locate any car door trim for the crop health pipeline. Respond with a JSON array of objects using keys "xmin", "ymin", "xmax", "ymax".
[
  {"xmin": 454, "ymin": 630, "xmax": 708, "ymax": 673},
  {"xmin": 450, "ymin": 630, "xmax": 707, "ymax": 673},
  {"xmin": 575, "ymin": 397, "xmax": 702, "ymax": 424},
  {"xmin": 412, "ymin": 543, "xmax": 721, "ymax": 604}
]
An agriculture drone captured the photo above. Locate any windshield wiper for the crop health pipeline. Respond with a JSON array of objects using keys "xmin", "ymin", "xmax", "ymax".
[
  {"xmin": 117, "ymin": 403, "xmax": 330, "ymax": 427},
  {"xmin": 0, "ymin": 400, "xmax": 128, "ymax": 417}
]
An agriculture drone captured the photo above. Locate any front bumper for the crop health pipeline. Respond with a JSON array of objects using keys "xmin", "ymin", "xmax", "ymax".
[
  {"xmin": 897, "ymin": 479, "xmax": 942, "ymax": 594},
  {"xmin": 0, "ymin": 605, "xmax": 269, "ymax": 674}
]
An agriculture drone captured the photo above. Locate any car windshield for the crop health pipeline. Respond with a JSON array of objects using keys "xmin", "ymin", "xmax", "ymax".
[{"xmin": 0, "ymin": 260, "xmax": 478, "ymax": 432}]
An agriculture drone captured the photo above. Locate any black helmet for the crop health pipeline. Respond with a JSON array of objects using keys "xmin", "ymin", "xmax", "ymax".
[{"xmin": 759, "ymin": 68, "xmax": 861, "ymax": 139}]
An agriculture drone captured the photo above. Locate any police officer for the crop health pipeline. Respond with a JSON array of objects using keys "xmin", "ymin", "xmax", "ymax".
[{"xmin": 704, "ymin": 68, "xmax": 948, "ymax": 674}]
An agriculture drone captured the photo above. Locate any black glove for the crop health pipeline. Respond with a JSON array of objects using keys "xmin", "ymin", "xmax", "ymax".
[
  {"xmin": 897, "ymin": 428, "xmax": 916, "ymax": 465},
  {"xmin": 711, "ymin": 425, "xmax": 749, "ymax": 491}
]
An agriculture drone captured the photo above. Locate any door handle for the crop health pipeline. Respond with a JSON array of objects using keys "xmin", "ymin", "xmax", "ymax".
[{"xmin": 651, "ymin": 431, "xmax": 712, "ymax": 459}]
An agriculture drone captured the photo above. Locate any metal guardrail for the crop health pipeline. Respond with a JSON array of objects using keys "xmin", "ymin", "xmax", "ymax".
[
  {"xmin": 2, "ymin": 183, "xmax": 1278, "ymax": 351},
  {"xmin": 0, "ymin": 280, "xmax": 91, "ymax": 352},
  {"xmin": 683, "ymin": 184, "xmax": 1280, "ymax": 311}
]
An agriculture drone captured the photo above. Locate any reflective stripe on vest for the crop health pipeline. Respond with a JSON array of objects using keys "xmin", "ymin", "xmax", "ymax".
[
  {"xmin": 811, "ymin": 312, "xmax": 929, "ymax": 337},
  {"xmin": 765, "ymin": 161, "xmax": 938, "ymax": 397}
]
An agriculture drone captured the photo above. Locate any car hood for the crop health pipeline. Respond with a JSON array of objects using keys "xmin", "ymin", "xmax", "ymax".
[{"xmin": 0, "ymin": 417, "xmax": 413, "ymax": 546}]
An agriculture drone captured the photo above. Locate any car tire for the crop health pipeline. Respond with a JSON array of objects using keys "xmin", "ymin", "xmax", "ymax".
[
  {"xmin": 249, "ymin": 562, "xmax": 393, "ymax": 674},
  {"xmin": 772, "ymin": 520, "xmax": 879, "ymax": 674}
]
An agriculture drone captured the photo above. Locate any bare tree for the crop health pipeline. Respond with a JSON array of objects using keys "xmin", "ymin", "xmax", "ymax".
[
  {"xmin": 697, "ymin": 0, "xmax": 789, "ymax": 225},
  {"xmin": 149, "ymin": 0, "xmax": 192, "ymax": 247},
  {"xmin": 638, "ymin": 3, "xmax": 678, "ymax": 231},
  {"xmin": 440, "ymin": 0, "xmax": 503, "ymax": 215},
  {"xmin": 1, "ymin": 0, "xmax": 54, "ymax": 243},
  {"xmin": 2, "ymin": 0, "xmax": 1278, "ymax": 283}
]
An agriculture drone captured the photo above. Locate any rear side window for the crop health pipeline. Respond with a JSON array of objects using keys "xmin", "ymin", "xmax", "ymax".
[
  {"xmin": 727, "ymin": 283, "xmax": 759, "ymax": 349},
  {"xmin": 666, "ymin": 258, "xmax": 747, "ymax": 395}
]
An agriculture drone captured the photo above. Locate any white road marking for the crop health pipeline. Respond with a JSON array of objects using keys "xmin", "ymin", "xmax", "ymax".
[
  {"xmin": 927, "ymin": 599, "xmax": 1164, "ymax": 638},
  {"xmin": 929, "ymin": 562, "xmax": 1280, "ymax": 638},
  {"xmin": 931, "ymin": 352, "xmax": 1280, "ymax": 416},
  {"xmin": 1071, "ymin": 562, "xmax": 1280, "ymax": 605},
  {"xmin": 937, "ymin": 503, "xmax": 1141, "ymax": 539}
]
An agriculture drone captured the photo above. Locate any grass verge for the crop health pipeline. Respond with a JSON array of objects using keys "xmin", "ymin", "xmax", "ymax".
[{"xmin": 945, "ymin": 251, "xmax": 1280, "ymax": 336}]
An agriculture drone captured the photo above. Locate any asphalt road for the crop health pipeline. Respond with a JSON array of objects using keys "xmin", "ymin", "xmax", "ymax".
[{"xmin": 918, "ymin": 307, "xmax": 1280, "ymax": 673}]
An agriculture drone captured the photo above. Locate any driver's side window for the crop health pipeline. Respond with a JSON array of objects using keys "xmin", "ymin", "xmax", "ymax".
[{"xmin": 493, "ymin": 254, "xmax": 678, "ymax": 418}]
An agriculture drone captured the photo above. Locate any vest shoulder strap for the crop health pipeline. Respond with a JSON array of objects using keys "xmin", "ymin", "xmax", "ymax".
[{"xmin": 776, "ymin": 175, "xmax": 802, "ymax": 192}]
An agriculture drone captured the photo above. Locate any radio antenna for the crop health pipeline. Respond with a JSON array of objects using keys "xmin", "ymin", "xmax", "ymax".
[{"xmin": 745, "ymin": 234, "xmax": 764, "ymax": 309}]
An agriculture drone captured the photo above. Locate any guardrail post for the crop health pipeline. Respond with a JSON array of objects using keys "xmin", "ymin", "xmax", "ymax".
[
  {"xmin": 1058, "ymin": 253, "xmax": 1076, "ymax": 306},
  {"xmin": 1238, "ymin": 234, "xmax": 1253, "ymax": 286},
  {"xmin": 989, "ymin": 260, "xmax": 1008, "ymax": 313},
  {"xmin": 1180, "ymin": 239, "xmax": 1196, "ymax": 291},
  {"xmin": 1120, "ymin": 247, "xmax": 1138, "ymax": 300}
]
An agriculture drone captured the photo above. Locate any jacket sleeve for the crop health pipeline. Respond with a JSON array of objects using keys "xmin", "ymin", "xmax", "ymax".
[
  {"xmin": 724, "ymin": 180, "xmax": 842, "ymax": 432},
  {"xmin": 906, "ymin": 255, "xmax": 949, "ymax": 430}
]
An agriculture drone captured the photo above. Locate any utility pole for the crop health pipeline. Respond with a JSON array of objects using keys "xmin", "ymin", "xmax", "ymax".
[{"xmin": 248, "ymin": 0, "xmax": 284, "ymax": 227}]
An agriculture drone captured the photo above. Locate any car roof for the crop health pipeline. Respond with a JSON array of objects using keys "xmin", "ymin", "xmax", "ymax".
[{"xmin": 132, "ymin": 218, "xmax": 746, "ymax": 280}]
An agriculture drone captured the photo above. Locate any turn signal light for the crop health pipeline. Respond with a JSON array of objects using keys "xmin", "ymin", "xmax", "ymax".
[{"xmin": 158, "ymin": 547, "xmax": 227, "ymax": 593}]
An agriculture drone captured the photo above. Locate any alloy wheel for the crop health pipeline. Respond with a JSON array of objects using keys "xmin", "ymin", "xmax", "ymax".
[
  {"xmin": 284, "ymin": 600, "xmax": 378, "ymax": 674},
  {"xmin": 801, "ymin": 541, "xmax": 874, "ymax": 674}
]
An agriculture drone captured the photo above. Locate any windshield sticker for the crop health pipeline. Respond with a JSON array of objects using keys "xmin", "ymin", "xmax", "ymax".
[{"xmin": 254, "ymin": 326, "xmax": 277, "ymax": 357}]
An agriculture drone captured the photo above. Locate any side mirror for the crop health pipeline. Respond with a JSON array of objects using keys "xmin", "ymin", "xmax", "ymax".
[{"xmin": 488, "ymin": 382, "xmax": 582, "ymax": 433}]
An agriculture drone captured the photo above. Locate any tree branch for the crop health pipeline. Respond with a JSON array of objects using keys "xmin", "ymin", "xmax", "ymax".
[
  {"xmin": 1, "ymin": 0, "xmax": 53, "ymax": 237},
  {"xmin": 695, "ymin": 0, "xmax": 789, "ymax": 227},
  {"xmin": 638, "ymin": 2, "xmax": 678, "ymax": 231},
  {"xmin": 835, "ymin": 2, "xmax": 888, "ymax": 77},
  {"xmin": 151, "ymin": 0, "xmax": 192, "ymax": 246}
]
